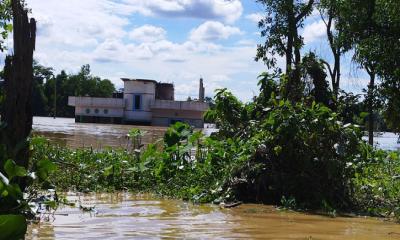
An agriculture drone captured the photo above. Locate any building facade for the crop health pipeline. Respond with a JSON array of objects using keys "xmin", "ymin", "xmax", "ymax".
[{"xmin": 68, "ymin": 78, "xmax": 208, "ymax": 128}]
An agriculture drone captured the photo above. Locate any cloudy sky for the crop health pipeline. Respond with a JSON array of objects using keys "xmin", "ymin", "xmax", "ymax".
[{"xmin": 4, "ymin": 0, "xmax": 368, "ymax": 100}]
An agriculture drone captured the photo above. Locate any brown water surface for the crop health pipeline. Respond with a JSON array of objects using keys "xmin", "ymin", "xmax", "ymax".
[
  {"xmin": 33, "ymin": 117, "xmax": 217, "ymax": 149},
  {"xmin": 26, "ymin": 193, "xmax": 400, "ymax": 240},
  {"xmin": 33, "ymin": 117, "xmax": 167, "ymax": 149}
]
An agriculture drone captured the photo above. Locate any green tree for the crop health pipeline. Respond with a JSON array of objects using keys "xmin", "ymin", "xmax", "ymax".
[
  {"xmin": 97, "ymin": 79, "xmax": 115, "ymax": 97},
  {"xmin": 32, "ymin": 61, "xmax": 54, "ymax": 116},
  {"xmin": 338, "ymin": 0, "xmax": 400, "ymax": 143},
  {"xmin": 256, "ymin": 0, "xmax": 314, "ymax": 101},
  {"xmin": 42, "ymin": 65, "xmax": 116, "ymax": 117},
  {"xmin": 317, "ymin": 0, "xmax": 351, "ymax": 98}
]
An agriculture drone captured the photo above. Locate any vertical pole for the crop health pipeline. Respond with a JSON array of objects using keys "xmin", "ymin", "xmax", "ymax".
[
  {"xmin": 53, "ymin": 77, "xmax": 56, "ymax": 118},
  {"xmin": 367, "ymin": 71, "xmax": 375, "ymax": 146}
]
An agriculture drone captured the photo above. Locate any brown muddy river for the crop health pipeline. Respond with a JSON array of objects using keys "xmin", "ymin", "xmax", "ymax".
[
  {"xmin": 30, "ymin": 117, "xmax": 400, "ymax": 239},
  {"xmin": 26, "ymin": 193, "xmax": 400, "ymax": 240},
  {"xmin": 32, "ymin": 117, "xmax": 167, "ymax": 149},
  {"xmin": 33, "ymin": 117, "xmax": 216, "ymax": 149}
]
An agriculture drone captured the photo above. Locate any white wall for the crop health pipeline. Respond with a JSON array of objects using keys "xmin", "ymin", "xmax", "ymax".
[
  {"xmin": 123, "ymin": 80, "xmax": 156, "ymax": 122},
  {"xmin": 124, "ymin": 80, "xmax": 156, "ymax": 95},
  {"xmin": 75, "ymin": 106, "xmax": 124, "ymax": 118},
  {"xmin": 69, "ymin": 96, "xmax": 125, "ymax": 118}
]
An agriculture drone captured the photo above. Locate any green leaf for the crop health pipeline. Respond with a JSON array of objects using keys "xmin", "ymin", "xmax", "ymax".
[
  {"xmin": 37, "ymin": 159, "xmax": 57, "ymax": 181},
  {"xmin": 0, "ymin": 215, "xmax": 27, "ymax": 240},
  {"xmin": 6, "ymin": 184, "xmax": 23, "ymax": 199},
  {"xmin": 103, "ymin": 165, "xmax": 114, "ymax": 177},
  {"xmin": 4, "ymin": 160, "xmax": 27, "ymax": 180},
  {"xmin": 5, "ymin": 24, "xmax": 12, "ymax": 32}
]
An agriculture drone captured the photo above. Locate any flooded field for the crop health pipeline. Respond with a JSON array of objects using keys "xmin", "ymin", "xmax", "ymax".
[{"xmin": 26, "ymin": 193, "xmax": 400, "ymax": 240}]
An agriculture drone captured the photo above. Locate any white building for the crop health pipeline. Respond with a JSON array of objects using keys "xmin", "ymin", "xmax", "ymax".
[{"xmin": 68, "ymin": 78, "xmax": 209, "ymax": 128}]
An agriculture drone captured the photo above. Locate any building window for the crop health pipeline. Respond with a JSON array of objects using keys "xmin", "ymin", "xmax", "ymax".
[
  {"xmin": 104, "ymin": 109, "xmax": 109, "ymax": 114},
  {"xmin": 95, "ymin": 109, "xmax": 99, "ymax": 114},
  {"xmin": 133, "ymin": 94, "xmax": 142, "ymax": 111},
  {"xmin": 86, "ymin": 108, "xmax": 90, "ymax": 114}
]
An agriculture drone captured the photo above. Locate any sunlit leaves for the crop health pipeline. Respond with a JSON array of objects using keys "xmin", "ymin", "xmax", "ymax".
[
  {"xmin": 36, "ymin": 159, "xmax": 57, "ymax": 181},
  {"xmin": 4, "ymin": 159, "xmax": 27, "ymax": 181}
]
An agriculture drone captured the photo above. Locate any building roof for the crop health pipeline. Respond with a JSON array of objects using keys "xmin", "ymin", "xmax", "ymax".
[{"xmin": 121, "ymin": 78, "xmax": 157, "ymax": 84}]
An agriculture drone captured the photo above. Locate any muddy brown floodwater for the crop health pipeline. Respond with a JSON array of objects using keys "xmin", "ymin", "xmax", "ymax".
[
  {"xmin": 32, "ymin": 117, "xmax": 167, "ymax": 149},
  {"xmin": 33, "ymin": 117, "xmax": 217, "ymax": 149},
  {"xmin": 30, "ymin": 117, "xmax": 400, "ymax": 239},
  {"xmin": 26, "ymin": 193, "xmax": 400, "ymax": 240}
]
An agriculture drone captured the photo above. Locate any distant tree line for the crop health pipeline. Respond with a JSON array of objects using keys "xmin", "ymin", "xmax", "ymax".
[{"xmin": 1, "ymin": 61, "xmax": 116, "ymax": 118}]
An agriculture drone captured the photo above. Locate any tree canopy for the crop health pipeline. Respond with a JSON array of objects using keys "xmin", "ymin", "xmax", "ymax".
[{"xmin": 31, "ymin": 62, "xmax": 116, "ymax": 117}]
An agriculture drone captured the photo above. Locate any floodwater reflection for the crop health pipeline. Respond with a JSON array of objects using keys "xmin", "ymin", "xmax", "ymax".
[{"xmin": 26, "ymin": 193, "xmax": 400, "ymax": 239}]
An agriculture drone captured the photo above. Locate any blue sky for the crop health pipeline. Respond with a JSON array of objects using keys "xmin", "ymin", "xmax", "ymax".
[{"xmin": 2, "ymin": 0, "xmax": 368, "ymax": 101}]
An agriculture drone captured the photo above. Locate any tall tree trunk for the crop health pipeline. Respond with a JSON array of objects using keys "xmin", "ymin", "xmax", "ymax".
[
  {"xmin": 285, "ymin": 1, "xmax": 296, "ymax": 100},
  {"xmin": 1, "ymin": 0, "xmax": 36, "ymax": 183},
  {"xmin": 335, "ymin": 49, "xmax": 340, "ymax": 96},
  {"xmin": 367, "ymin": 69, "xmax": 375, "ymax": 146},
  {"xmin": 285, "ymin": 0, "xmax": 314, "ymax": 102}
]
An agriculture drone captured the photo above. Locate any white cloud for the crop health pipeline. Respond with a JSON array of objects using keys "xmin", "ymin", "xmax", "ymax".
[
  {"xmin": 121, "ymin": 0, "xmax": 243, "ymax": 23},
  {"xmin": 189, "ymin": 21, "xmax": 242, "ymax": 42},
  {"xmin": 302, "ymin": 20, "xmax": 326, "ymax": 44},
  {"xmin": 245, "ymin": 12, "xmax": 263, "ymax": 23},
  {"xmin": 129, "ymin": 25, "xmax": 167, "ymax": 43},
  {"xmin": 27, "ymin": 0, "xmax": 129, "ymax": 49},
  {"xmin": 22, "ymin": 0, "xmax": 266, "ymax": 101}
]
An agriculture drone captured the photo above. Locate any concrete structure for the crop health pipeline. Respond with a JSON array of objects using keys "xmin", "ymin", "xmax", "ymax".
[
  {"xmin": 199, "ymin": 78, "xmax": 205, "ymax": 102},
  {"xmin": 68, "ymin": 78, "xmax": 208, "ymax": 128}
]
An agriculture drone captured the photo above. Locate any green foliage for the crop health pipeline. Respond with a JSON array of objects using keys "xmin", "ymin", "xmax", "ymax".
[
  {"xmin": 0, "ymin": 134, "xmax": 58, "ymax": 238},
  {"xmin": 0, "ymin": 0, "xmax": 12, "ymax": 52},
  {"xmin": 127, "ymin": 128, "xmax": 145, "ymax": 151},
  {"xmin": 255, "ymin": 0, "xmax": 314, "ymax": 69},
  {"xmin": 280, "ymin": 196, "xmax": 297, "ymax": 210},
  {"xmin": 4, "ymin": 159, "xmax": 27, "ymax": 180},
  {"xmin": 350, "ymin": 144, "xmax": 400, "ymax": 219},
  {"xmin": 28, "ymin": 62, "xmax": 116, "ymax": 117},
  {"xmin": 0, "ymin": 215, "xmax": 27, "ymax": 240},
  {"xmin": 222, "ymin": 99, "xmax": 362, "ymax": 209},
  {"xmin": 301, "ymin": 52, "xmax": 332, "ymax": 106},
  {"xmin": 204, "ymin": 88, "xmax": 248, "ymax": 138}
]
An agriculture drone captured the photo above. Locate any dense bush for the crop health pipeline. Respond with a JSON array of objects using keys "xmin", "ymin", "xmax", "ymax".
[
  {"xmin": 351, "ymin": 143, "xmax": 400, "ymax": 218},
  {"xmin": 223, "ymin": 100, "xmax": 362, "ymax": 209}
]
